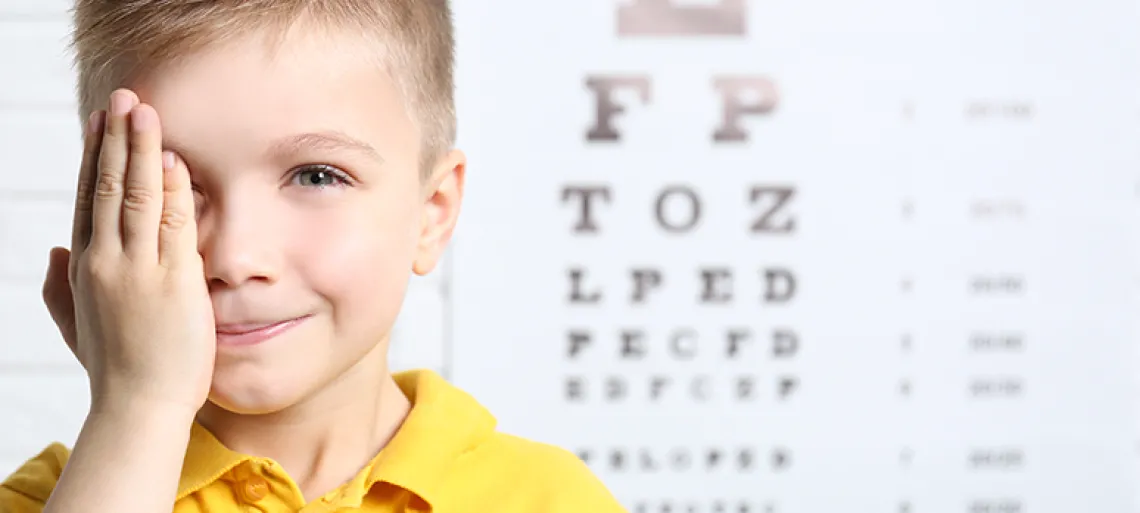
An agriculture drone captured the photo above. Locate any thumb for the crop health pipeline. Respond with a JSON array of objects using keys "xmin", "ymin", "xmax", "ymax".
[{"xmin": 42, "ymin": 246, "xmax": 79, "ymax": 359}]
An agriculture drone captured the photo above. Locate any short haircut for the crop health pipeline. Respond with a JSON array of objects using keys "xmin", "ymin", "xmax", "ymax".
[{"xmin": 71, "ymin": 0, "xmax": 456, "ymax": 175}]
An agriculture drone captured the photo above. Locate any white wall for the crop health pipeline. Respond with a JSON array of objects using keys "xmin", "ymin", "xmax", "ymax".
[{"xmin": 0, "ymin": 4, "xmax": 91, "ymax": 474}]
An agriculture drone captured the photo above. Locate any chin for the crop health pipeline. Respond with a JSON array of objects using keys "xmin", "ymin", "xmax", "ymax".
[
  {"xmin": 207, "ymin": 390, "xmax": 301, "ymax": 416},
  {"xmin": 206, "ymin": 394, "xmax": 292, "ymax": 415},
  {"xmin": 206, "ymin": 370, "xmax": 312, "ymax": 415}
]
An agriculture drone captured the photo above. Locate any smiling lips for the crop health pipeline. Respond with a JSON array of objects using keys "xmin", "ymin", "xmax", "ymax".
[{"xmin": 215, "ymin": 315, "xmax": 310, "ymax": 347}]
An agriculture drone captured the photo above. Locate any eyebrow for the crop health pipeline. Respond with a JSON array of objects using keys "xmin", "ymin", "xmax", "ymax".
[{"xmin": 268, "ymin": 130, "xmax": 385, "ymax": 165}]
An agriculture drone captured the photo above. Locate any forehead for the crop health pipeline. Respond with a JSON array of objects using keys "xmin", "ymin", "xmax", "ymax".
[{"xmin": 128, "ymin": 25, "xmax": 419, "ymax": 168}]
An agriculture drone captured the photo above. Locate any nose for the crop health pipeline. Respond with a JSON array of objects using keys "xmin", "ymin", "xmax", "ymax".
[{"xmin": 199, "ymin": 200, "xmax": 282, "ymax": 290}]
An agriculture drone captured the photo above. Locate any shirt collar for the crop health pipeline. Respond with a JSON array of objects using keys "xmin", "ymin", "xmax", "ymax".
[
  {"xmin": 176, "ymin": 422, "xmax": 248, "ymax": 501},
  {"xmin": 174, "ymin": 369, "xmax": 496, "ymax": 508},
  {"xmin": 356, "ymin": 369, "xmax": 496, "ymax": 508}
]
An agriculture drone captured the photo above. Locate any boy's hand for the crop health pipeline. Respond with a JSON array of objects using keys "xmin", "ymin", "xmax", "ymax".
[{"xmin": 41, "ymin": 88, "xmax": 216, "ymax": 416}]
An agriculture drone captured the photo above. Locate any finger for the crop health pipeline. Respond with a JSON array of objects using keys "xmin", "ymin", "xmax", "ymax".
[
  {"xmin": 71, "ymin": 110, "xmax": 105, "ymax": 254},
  {"xmin": 120, "ymin": 103, "xmax": 165, "ymax": 261},
  {"xmin": 42, "ymin": 247, "xmax": 79, "ymax": 359},
  {"xmin": 158, "ymin": 152, "xmax": 198, "ymax": 268},
  {"xmin": 90, "ymin": 89, "xmax": 139, "ymax": 252}
]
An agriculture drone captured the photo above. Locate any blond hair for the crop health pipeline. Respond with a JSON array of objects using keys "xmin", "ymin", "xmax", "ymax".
[{"xmin": 70, "ymin": 0, "xmax": 456, "ymax": 175}]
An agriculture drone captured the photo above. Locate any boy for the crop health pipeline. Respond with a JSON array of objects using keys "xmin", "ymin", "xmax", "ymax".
[{"xmin": 0, "ymin": 1, "xmax": 626, "ymax": 512}]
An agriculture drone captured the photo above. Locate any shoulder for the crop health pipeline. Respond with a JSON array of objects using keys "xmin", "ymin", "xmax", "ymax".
[
  {"xmin": 459, "ymin": 432, "xmax": 627, "ymax": 512},
  {"xmin": 483, "ymin": 433, "xmax": 591, "ymax": 477},
  {"xmin": 0, "ymin": 443, "xmax": 70, "ymax": 513},
  {"xmin": 395, "ymin": 371, "xmax": 626, "ymax": 511}
]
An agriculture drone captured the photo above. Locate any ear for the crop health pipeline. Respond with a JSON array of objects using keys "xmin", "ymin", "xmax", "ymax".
[{"xmin": 413, "ymin": 149, "xmax": 466, "ymax": 276}]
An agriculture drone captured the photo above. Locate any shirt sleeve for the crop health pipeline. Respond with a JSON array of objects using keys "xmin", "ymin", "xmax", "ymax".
[{"xmin": 0, "ymin": 443, "xmax": 70, "ymax": 513}]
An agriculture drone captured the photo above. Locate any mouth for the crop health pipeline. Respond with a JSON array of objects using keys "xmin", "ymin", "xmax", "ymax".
[{"xmin": 215, "ymin": 315, "xmax": 311, "ymax": 347}]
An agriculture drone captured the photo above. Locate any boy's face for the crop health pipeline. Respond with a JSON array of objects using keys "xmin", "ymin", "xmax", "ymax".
[{"xmin": 126, "ymin": 25, "xmax": 464, "ymax": 414}]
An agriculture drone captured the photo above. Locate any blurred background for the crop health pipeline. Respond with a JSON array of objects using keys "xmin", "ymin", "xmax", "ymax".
[{"xmin": 3, "ymin": 0, "xmax": 1140, "ymax": 511}]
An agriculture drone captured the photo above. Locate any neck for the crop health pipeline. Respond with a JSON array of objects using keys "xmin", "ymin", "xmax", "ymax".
[{"xmin": 195, "ymin": 338, "xmax": 411, "ymax": 502}]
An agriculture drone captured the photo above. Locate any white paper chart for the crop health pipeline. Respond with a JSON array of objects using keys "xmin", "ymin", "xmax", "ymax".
[{"xmin": 444, "ymin": 0, "xmax": 1140, "ymax": 512}]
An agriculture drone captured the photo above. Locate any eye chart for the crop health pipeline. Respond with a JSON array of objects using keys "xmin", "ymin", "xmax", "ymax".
[
  {"xmin": 2, "ymin": 2, "xmax": 1139, "ymax": 511},
  {"xmin": 446, "ymin": 1, "xmax": 1140, "ymax": 512}
]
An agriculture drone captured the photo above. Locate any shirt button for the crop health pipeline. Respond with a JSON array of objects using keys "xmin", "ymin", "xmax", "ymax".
[
  {"xmin": 231, "ymin": 461, "xmax": 254, "ymax": 481},
  {"xmin": 237, "ymin": 476, "xmax": 270, "ymax": 503}
]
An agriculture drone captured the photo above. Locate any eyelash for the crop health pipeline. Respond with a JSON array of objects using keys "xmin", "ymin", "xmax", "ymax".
[{"xmin": 288, "ymin": 164, "xmax": 354, "ymax": 189}]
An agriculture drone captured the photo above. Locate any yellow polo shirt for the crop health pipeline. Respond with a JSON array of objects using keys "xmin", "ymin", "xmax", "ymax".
[{"xmin": 0, "ymin": 370, "xmax": 626, "ymax": 512}]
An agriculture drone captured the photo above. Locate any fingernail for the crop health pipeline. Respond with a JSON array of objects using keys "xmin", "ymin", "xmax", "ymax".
[
  {"xmin": 87, "ymin": 110, "xmax": 105, "ymax": 134},
  {"xmin": 163, "ymin": 151, "xmax": 176, "ymax": 170},
  {"xmin": 47, "ymin": 247, "xmax": 62, "ymax": 268},
  {"xmin": 131, "ymin": 105, "xmax": 156, "ymax": 132},
  {"xmin": 110, "ymin": 90, "xmax": 133, "ymax": 116}
]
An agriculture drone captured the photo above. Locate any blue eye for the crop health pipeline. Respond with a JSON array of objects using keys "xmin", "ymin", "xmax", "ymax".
[{"xmin": 291, "ymin": 165, "xmax": 351, "ymax": 188}]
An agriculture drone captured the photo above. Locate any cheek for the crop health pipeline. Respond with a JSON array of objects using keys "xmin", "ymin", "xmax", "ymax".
[{"xmin": 287, "ymin": 198, "xmax": 420, "ymax": 305}]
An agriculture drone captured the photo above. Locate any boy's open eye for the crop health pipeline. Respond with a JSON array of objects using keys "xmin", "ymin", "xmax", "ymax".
[{"xmin": 289, "ymin": 164, "xmax": 353, "ymax": 188}]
